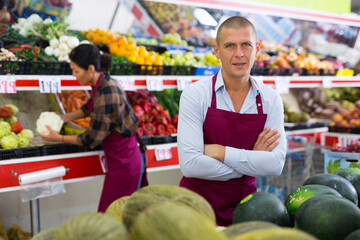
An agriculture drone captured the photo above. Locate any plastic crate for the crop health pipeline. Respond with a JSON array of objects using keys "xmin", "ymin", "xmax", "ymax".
[
  {"xmin": 0, "ymin": 61, "xmax": 26, "ymax": 74},
  {"xmin": 25, "ymin": 61, "xmax": 65, "ymax": 75},
  {"xmin": 151, "ymin": 135, "xmax": 173, "ymax": 145},
  {"xmin": 63, "ymin": 62, "xmax": 72, "ymax": 75},
  {"xmin": 195, "ymin": 66, "xmax": 221, "ymax": 76},
  {"xmin": 0, "ymin": 146, "xmax": 41, "ymax": 160},
  {"xmin": 164, "ymin": 65, "xmax": 196, "ymax": 75},
  {"xmin": 110, "ymin": 63, "xmax": 140, "ymax": 75}
]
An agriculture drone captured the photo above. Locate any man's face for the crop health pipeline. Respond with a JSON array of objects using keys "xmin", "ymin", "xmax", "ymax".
[{"xmin": 214, "ymin": 26, "xmax": 260, "ymax": 80}]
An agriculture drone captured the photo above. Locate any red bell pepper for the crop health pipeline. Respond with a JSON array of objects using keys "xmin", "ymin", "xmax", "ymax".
[
  {"xmin": 144, "ymin": 113, "xmax": 154, "ymax": 123},
  {"xmin": 143, "ymin": 123, "xmax": 156, "ymax": 136},
  {"xmin": 155, "ymin": 124, "xmax": 166, "ymax": 136},
  {"xmin": 0, "ymin": 106, "xmax": 12, "ymax": 118},
  {"xmin": 11, "ymin": 121, "xmax": 23, "ymax": 134},
  {"xmin": 140, "ymin": 100, "xmax": 151, "ymax": 114},
  {"xmin": 166, "ymin": 124, "xmax": 177, "ymax": 135},
  {"xmin": 132, "ymin": 105, "xmax": 145, "ymax": 118},
  {"xmin": 136, "ymin": 127, "xmax": 144, "ymax": 137},
  {"xmin": 154, "ymin": 103, "xmax": 163, "ymax": 112},
  {"xmin": 155, "ymin": 114, "xmax": 168, "ymax": 125},
  {"xmin": 172, "ymin": 114, "xmax": 179, "ymax": 127}
]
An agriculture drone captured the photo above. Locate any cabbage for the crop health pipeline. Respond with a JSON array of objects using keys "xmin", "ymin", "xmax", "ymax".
[
  {"xmin": 5, "ymin": 116, "xmax": 17, "ymax": 125},
  {"xmin": 4, "ymin": 104, "xmax": 19, "ymax": 115},
  {"xmin": 17, "ymin": 135, "xmax": 30, "ymax": 148},
  {"xmin": 0, "ymin": 121, "xmax": 11, "ymax": 136},
  {"xmin": 36, "ymin": 112, "xmax": 63, "ymax": 135},
  {"xmin": 1, "ymin": 135, "xmax": 18, "ymax": 149},
  {"xmin": 18, "ymin": 129, "xmax": 34, "ymax": 141}
]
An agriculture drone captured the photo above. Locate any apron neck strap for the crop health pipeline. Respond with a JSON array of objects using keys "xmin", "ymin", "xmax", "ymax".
[
  {"xmin": 211, "ymin": 72, "xmax": 264, "ymax": 114},
  {"xmin": 256, "ymin": 93, "xmax": 263, "ymax": 114},
  {"xmin": 87, "ymin": 72, "xmax": 104, "ymax": 113},
  {"xmin": 210, "ymin": 72, "xmax": 218, "ymax": 108}
]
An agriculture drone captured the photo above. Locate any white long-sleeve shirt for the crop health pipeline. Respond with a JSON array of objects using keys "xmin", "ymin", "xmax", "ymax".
[{"xmin": 177, "ymin": 71, "xmax": 287, "ymax": 181}]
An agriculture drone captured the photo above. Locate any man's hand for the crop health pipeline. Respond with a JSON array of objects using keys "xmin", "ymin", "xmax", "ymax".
[
  {"xmin": 253, "ymin": 127, "xmax": 280, "ymax": 151},
  {"xmin": 204, "ymin": 144, "xmax": 225, "ymax": 162}
]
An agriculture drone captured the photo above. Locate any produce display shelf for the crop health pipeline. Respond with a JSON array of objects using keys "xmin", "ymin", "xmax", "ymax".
[
  {"xmin": 8, "ymin": 75, "xmax": 360, "ymax": 92},
  {"xmin": 321, "ymin": 132, "xmax": 360, "ymax": 148}
]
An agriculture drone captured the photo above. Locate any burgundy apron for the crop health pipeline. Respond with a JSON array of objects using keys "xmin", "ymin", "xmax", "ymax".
[
  {"xmin": 86, "ymin": 73, "xmax": 147, "ymax": 212},
  {"xmin": 180, "ymin": 72, "xmax": 267, "ymax": 226}
]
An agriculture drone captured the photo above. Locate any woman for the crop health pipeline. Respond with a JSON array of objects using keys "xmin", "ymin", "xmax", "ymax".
[{"xmin": 39, "ymin": 44, "xmax": 148, "ymax": 212}]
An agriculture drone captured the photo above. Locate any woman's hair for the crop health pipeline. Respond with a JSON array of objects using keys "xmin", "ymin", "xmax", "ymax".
[
  {"xmin": 69, "ymin": 44, "xmax": 112, "ymax": 73},
  {"xmin": 0, "ymin": 0, "xmax": 8, "ymax": 9}
]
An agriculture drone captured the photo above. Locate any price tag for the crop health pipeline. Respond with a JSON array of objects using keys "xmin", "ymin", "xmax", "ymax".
[
  {"xmin": 274, "ymin": 77, "xmax": 290, "ymax": 94},
  {"xmin": 0, "ymin": 76, "xmax": 16, "ymax": 93},
  {"xmin": 154, "ymin": 146, "xmax": 173, "ymax": 161},
  {"xmin": 322, "ymin": 77, "xmax": 332, "ymax": 88},
  {"xmin": 177, "ymin": 77, "xmax": 193, "ymax": 91},
  {"xmin": 116, "ymin": 76, "xmax": 136, "ymax": 91},
  {"xmin": 146, "ymin": 76, "xmax": 164, "ymax": 91},
  {"xmin": 39, "ymin": 77, "xmax": 61, "ymax": 93}
]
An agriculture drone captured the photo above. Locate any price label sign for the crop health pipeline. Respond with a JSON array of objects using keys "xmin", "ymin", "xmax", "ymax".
[
  {"xmin": 274, "ymin": 77, "xmax": 290, "ymax": 94},
  {"xmin": 39, "ymin": 77, "xmax": 61, "ymax": 93},
  {"xmin": 0, "ymin": 76, "xmax": 16, "ymax": 93},
  {"xmin": 146, "ymin": 76, "xmax": 164, "ymax": 91},
  {"xmin": 154, "ymin": 146, "xmax": 173, "ymax": 161},
  {"xmin": 177, "ymin": 77, "xmax": 193, "ymax": 91},
  {"xmin": 116, "ymin": 76, "xmax": 136, "ymax": 91},
  {"xmin": 322, "ymin": 77, "xmax": 332, "ymax": 88}
]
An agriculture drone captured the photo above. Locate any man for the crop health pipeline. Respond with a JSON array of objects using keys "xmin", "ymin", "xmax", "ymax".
[
  {"xmin": 177, "ymin": 16, "xmax": 286, "ymax": 226},
  {"xmin": 0, "ymin": 0, "xmax": 16, "ymax": 25}
]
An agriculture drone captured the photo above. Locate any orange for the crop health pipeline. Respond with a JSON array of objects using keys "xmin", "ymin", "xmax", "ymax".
[
  {"xmin": 117, "ymin": 36, "xmax": 128, "ymax": 46},
  {"xmin": 86, "ymin": 32, "xmax": 95, "ymax": 41},
  {"xmin": 136, "ymin": 56, "xmax": 145, "ymax": 65}
]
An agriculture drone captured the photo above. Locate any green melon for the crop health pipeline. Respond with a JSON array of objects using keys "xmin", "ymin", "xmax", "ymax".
[
  {"xmin": 232, "ymin": 192, "xmax": 290, "ymax": 227},
  {"xmin": 295, "ymin": 194, "xmax": 360, "ymax": 240},
  {"xmin": 31, "ymin": 226, "xmax": 60, "ymax": 240},
  {"xmin": 303, "ymin": 173, "xmax": 358, "ymax": 205},
  {"xmin": 285, "ymin": 184, "xmax": 341, "ymax": 225},
  {"xmin": 131, "ymin": 202, "xmax": 227, "ymax": 240},
  {"xmin": 232, "ymin": 227, "xmax": 317, "ymax": 240},
  {"xmin": 335, "ymin": 168, "xmax": 360, "ymax": 182},
  {"xmin": 53, "ymin": 212, "xmax": 128, "ymax": 240},
  {"xmin": 335, "ymin": 169, "xmax": 360, "ymax": 207},
  {"xmin": 223, "ymin": 221, "xmax": 279, "ymax": 239},
  {"xmin": 344, "ymin": 229, "xmax": 360, "ymax": 240},
  {"xmin": 122, "ymin": 185, "xmax": 215, "ymax": 231},
  {"xmin": 349, "ymin": 174, "xmax": 360, "ymax": 207},
  {"xmin": 105, "ymin": 196, "xmax": 130, "ymax": 222}
]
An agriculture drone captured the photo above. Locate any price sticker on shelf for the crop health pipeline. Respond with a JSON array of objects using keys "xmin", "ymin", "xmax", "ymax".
[
  {"xmin": 177, "ymin": 77, "xmax": 193, "ymax": 91},
  {"xmin": 0, "ymin": 76, "xmax": 16, "ymax": 93},
  {"xmin": 116, "ymin": 76, "xmax": 136, "ymax": 91},
  {"xmin": 39, "ymin": 77, "xmax": 61, "ymax": 93},
  {"xmin": 146, "ymin": 76, "xmax": 164, "ymax": 91},
  {"xmin": 274, "ymin": 77, "xmax": 290, "ymax": 94},
  {"xmin": 322, "ymin": 77, "xmax": 332, "ymax": 88},
  {"xmin": 154, "ymin": 146, "xmax": 173, "ymax": 161}
]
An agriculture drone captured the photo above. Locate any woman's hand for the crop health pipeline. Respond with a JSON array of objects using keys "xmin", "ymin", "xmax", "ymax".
[
  {"xmin": 253, "ymin": 127, "xmax": 280, "ymax": 151},
  {"xmin": 38, "ymin": 125, "xmax": 62, "ymax": 142},
  {"xmin": 204, "ymin": 144, "xmax": 225, "ymax": 162}
]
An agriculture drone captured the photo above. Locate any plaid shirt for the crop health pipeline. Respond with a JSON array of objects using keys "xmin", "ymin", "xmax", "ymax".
[{"xmin": 77, "ymin": 74, "xmax": 139, "ymax": 148}]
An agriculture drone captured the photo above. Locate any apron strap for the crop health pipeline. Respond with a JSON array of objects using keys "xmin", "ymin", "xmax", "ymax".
[
  {"xmin": 210, "ymin": 72, "xmax": 218, "ymax": 108},
  {"xmin": 211, "ymin": 73, "xmax": 265, "ymax": 115},
  {"xmin": 256, "ymin": 93, "xmax": 264, "ymax": 115}
]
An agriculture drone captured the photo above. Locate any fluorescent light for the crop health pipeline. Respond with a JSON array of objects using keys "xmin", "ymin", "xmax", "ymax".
[{"xmin": 194, "ymin": 8, "xmax": 217, "ymax": 26}]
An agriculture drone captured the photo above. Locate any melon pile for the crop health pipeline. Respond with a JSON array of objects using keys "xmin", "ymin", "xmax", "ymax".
[{"xmin": 31, "ymin": 173, "xmax": 360, "ymax": 240}]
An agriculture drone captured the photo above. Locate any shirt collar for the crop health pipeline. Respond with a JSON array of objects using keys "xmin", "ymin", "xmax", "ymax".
[{"xmin": 215, "ymin": 69, "xmax": 260, "ymax": 96}]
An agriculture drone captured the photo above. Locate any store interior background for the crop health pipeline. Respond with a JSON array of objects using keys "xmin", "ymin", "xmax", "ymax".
[{"xmin": 2, "ymin": 0, "xmax": 360, "ymax": 233}]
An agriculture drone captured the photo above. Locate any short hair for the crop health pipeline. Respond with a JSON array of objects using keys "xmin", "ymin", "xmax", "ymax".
[{"xmin": 216, "ymin": 16, "xmax": 257, "ymax": 45}]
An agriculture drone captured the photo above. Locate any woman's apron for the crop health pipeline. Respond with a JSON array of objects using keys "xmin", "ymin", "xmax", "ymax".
[
  {"xmin": 86, "ymin": 73, "xmax": 147, "ymax": 212},
  {"xmin": 179, "ymin": 72, "xmax": 267, "ymax": 226}
]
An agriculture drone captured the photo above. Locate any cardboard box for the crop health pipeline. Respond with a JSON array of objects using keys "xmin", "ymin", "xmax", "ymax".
[{"xmin": 324, "ymin": 150, "xmax": 360, "ymax": 173}]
